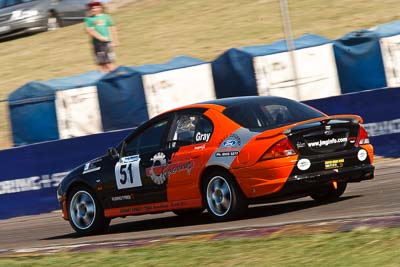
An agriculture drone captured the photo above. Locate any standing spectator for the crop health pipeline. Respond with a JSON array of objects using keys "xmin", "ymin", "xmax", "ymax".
[{"xmin": 85, "ymin": 1, "xmax": 119, "ymax": 73}]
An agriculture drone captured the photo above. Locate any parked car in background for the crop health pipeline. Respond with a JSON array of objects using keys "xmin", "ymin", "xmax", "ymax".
[{"xmin": 0, "ymin": 0, "xmax": 91, "ymax": 40}]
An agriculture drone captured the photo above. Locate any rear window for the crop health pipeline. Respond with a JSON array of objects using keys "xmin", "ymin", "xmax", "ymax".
[{"xmin": 223, "ymin": 98, "xmax": 324, "ymax": 131}]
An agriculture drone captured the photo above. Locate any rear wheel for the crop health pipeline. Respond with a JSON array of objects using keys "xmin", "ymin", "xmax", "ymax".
[
  {"xmin": 203, "ymin": 171, "xmax": 247, "ymax": 221},
  {"xmin": 67, "ymin": 186, "xmax": 110, "ymax": 235},
  {"xmin": 310, "ymin": 182, "xmax": 347, "ymax": 202}
]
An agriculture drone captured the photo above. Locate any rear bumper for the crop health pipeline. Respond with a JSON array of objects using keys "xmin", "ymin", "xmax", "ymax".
[
  {"xmin": 249, "ymin": 164, "xmax": 374, "ymax": 204},
  {"xmin": 288, "ymin": 164, "xmax": 374, "ymax": 184}
]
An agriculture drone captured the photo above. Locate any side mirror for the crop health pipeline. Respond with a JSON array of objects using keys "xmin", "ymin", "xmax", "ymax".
[{"xmin": 107, "ymin": 147, "xmax": 119, "ymax": 160}]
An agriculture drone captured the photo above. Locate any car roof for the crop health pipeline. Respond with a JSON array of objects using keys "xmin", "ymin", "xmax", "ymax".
[
  {"xmin": 171, "ymin": 96, "xmax": 295, "ymax": 113},
  {"xmin": 158, "ymin": 96, "xmax": 303, "ymax": 117},
  {"xmin": 199, "ymin": 95, "xmax": 290, "ymax": 108}
]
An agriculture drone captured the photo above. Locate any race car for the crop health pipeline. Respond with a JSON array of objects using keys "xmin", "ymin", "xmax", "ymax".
[{"xmin": 57, "ymin": 96, "xmax": 374, "ymax": 235}]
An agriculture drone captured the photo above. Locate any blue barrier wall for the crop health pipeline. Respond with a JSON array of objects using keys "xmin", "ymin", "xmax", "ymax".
[
  {"xmin": 8, "ymin": 71, "xmax": 104, "ymax": 146},
  {"xmin": 98, "ymin": 66, "xmax": 149, "ymax": 131},
  {"xmin": 1, "ymin": 88, "xmax": 399, "ymax": 220},
  {"xmin": 333, "ymin": 30, "xmax": 387, "ymax": 94},
  {"xmin": 98, "ymin": 56, "xmax": 206, "ymax": 131},
  {"xmin": 0, "ymin": 128, "xmax": 132, "ymax": 220},
  {"xmin": 304, "ymin": 88, "xmax": 400, "ymax": 157},
  {"xmin": 212, "ymin": 34, "xmax": 332, "ymax": 98}
]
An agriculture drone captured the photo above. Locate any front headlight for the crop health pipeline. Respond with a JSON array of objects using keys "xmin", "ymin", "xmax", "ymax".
[{"xmin": 11, "ymin": 9, "xmax": 39, "ymax": 20}]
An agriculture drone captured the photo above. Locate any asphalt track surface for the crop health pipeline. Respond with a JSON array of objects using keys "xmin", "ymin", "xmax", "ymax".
[{"xmin": 1, "ymin": 158, "xmax": 399, "ymax": 251}]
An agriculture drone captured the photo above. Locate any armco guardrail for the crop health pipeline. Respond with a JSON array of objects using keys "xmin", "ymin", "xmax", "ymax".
[
  {"xmin": 0, "ymin": 128, "xmax": 132, "ymax": 220},
  {"xmin": 1, "ymin": 87, "xmax": 398, "ymax": 219}
]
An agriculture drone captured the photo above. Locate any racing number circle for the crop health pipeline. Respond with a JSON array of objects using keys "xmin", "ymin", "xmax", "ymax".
[{"xmin": 358, "ymin": 149, "xmax": 368, "ymax": 161}]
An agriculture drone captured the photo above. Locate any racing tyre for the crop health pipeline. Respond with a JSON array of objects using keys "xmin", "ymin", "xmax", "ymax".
[
  {"xmin": 67, "ymin": 186, "xmax": 110, "ymax": 235},
  {"xmin": 310, "ymin": 182, "xmax": 347, "ymax": 202},
  {"xmin": 173, "ymin": 208, "xmax": 204, "ymax": 217},
  {"xmin": 203, "ymin": 171, "xmax": 247, "ymax": 221}
]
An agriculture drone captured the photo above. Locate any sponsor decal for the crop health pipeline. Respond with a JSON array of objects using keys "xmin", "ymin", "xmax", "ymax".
[
  {"xmin": 325, "ymin": 159, "xmax": 344, "ymax": 170},
  {"xmin": 146, "ymin": 152, "xmax": 194, "ymax": 185},
  {"xmin": 83, "ymin": 161, "xmax": 101, "ymax": 174},
  {"xmin": 296, "ymin": 141, "xmax": 306, "ymax": 149},
  {"xmin": 363, "ymin": 118, "xmax": 400, "ymax": 137},
  {"xmin": 111, "ymin": 194, "xmax": 133, "ymax": 202},
  {"xmin": 195, "ymin": 132, "xmax": 211, "ymax": 142},
  {"xmin": 194, "ymin": 144, "xmax": 206, "ymax": 150},
  {"xmin": 215, "ymin": 151, "xmax": 239, "ymax": 157},
  {"xmin": 223, "ymin": 134, "xmax": 241, "ymax": 148},
  {"xmin": 117, "ymin": 201, "xmax": 189, "ymax": 215},
  {"xmin": 115, "ymin": 156, "xmax": 142, "ymax": 190},
  {"xmin": 148, "ymin": 152, "xmax": 168, "ymax": 185},
  {"xmin": 0, "ymin": 172, "xmax": 68, "ymax": 195},
  {"xmin": 357, "ymin": 149, "xmax": 368, "ymax": 161},
  {"xmin": 297, "ymin": 158, "xmax": 311, "ymax": 171},
  {"xmin": 324, "ymin": 125, "xmax": 333, "ymax": 136},
  {"xmin": 121, "ymin": 155, "xmax": 140, "ymax": 164},
  {"xmin": 308, "ymin": 137, "xmax": 348, "ymax": 148}
]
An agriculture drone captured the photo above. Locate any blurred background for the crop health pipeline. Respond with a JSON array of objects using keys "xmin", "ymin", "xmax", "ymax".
[
  {"xmin": 0, "ymin": 0, "xmax": 399, "ymax": 149},
  {"xmin": 3, "ymin": 2, "xmax": 400, "ymax": 264}
]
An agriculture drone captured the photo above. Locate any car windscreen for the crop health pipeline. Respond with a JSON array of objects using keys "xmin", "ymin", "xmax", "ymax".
[
  {"xmin": 223, "ymin": 98, "xmax": 324, "ymax": 131},
  {"xmin": 0, "ymin": 0, "xmax": 36, "ymax": 9}
]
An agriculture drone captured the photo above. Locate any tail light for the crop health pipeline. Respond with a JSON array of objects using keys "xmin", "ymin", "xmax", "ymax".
[
  {"xmin": 357, "ymin": 126, "xmax": 370, "ymax": 146},
  {"xmin": 260, "ymin": 138, "xmax": 297, "ymax": 161}
]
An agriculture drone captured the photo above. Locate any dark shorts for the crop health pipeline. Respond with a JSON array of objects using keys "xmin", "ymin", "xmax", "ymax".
[{"xmin": 93, "ymin": 41, "xmax": 115, "ymax": 65}]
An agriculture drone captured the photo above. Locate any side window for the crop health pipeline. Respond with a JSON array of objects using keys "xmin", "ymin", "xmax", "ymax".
[
  {"xmin": 169, "ymin": 113, "xmax": 214, "ymax": 147},
  {"xmin": 170, "ymin": 114, "xmax": 198, "ymax": 145},
  {"xmin": 194, "ymin": 115, "xmax": 213, "ymax": 144},
  {"xmin": 138, "ymin": 120, "xmax": 169, "ymax": 154},
  {"xmin": 224, "ymin": 105, "xmax": 265, "ymax": 128},
  {"xmin": 123, "ymin": 136, "xmax": 139, "ymax": 156}
]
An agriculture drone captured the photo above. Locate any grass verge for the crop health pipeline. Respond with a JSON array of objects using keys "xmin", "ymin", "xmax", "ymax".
[
  {"xmin": 1, "ymin": 0, "xmax": 399, "ymax": 148},
  {"xmin": 2, "ymin": 227, "xmax": 400, "ymax": 266}
]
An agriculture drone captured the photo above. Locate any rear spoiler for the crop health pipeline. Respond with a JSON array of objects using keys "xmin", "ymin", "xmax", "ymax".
[
  {"xmin": 255, "ymin": 115, "xmax": 362, "ymax": 140},
  {"xmin": 283, "ymin": 115, "xmax": 363, "ymax": 135}
]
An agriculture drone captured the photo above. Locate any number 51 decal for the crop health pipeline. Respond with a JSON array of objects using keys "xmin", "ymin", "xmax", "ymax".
[{"xmin": 115, "ymin": 155, "xmax": 142, "ymax": 189}]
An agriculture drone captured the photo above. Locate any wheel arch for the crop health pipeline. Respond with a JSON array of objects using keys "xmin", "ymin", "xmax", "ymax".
[
  {"xmin": 199, "ymin": 165, "xmax": 242, "ymax": 195},
  {"xmin": 65, "ymin": 180, "xmax": 96, "ymax": 205},
  {"xmin": 200, "ymin": 165, "xmax": 248, "ymax": 220},
  {"xmin": 65, "ymin": 180, "xmax": 110, "ymax": 234}
]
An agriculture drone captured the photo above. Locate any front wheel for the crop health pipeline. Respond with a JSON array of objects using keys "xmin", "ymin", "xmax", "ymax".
[
  {"xmin": 67, "ymin": 186, "xmax": 110, "ymax": 235},
  {"xmin": 203, "ymin": 171, "xmax": 247, "ymax": 221},
  {"xmin": 310, "ymin": 182, "xmax": 347, "ymax": 202}
]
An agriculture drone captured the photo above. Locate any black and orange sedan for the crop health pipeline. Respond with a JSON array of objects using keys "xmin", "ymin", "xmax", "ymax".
[{"xmin": 57, "ymin": 96, "xmax": 374, "ymax": 235}]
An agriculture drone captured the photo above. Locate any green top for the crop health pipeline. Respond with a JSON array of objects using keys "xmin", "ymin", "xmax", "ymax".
[{"xmin": 85, "ymin": 14, "xmax": 113, "ymax": 42}]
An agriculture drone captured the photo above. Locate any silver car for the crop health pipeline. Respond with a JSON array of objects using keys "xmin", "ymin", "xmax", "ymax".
[{"xmin": 0, "ymin": 0, "xmax": 91, "ymax": 40}]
